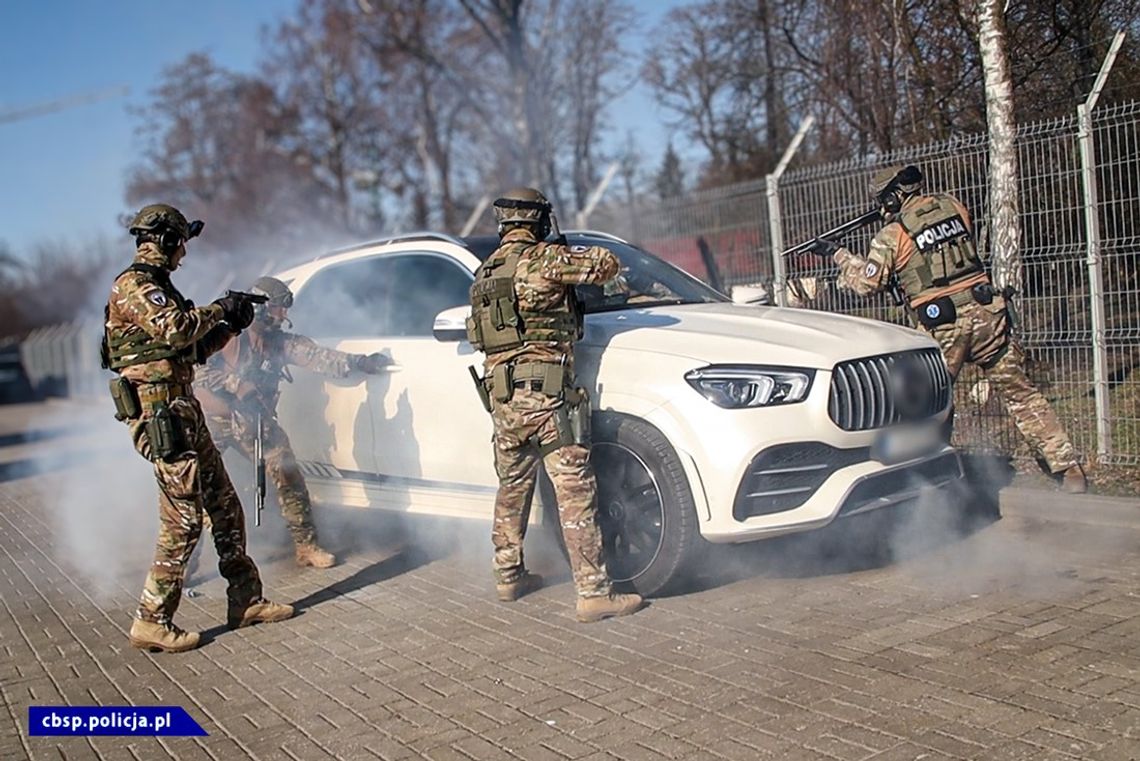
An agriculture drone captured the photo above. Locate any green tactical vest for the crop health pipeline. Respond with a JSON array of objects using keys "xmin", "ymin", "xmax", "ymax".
[
  {"xmin": 101, "ymin": 263, "xmax": 195, "ymax": 371},
  {"xmin": 466, "ymin": 241, "xmax": 581, "ymax": 355},
  {"xmin": 896, "ymin": 194, "xmax": 984, "ymax": 298}
]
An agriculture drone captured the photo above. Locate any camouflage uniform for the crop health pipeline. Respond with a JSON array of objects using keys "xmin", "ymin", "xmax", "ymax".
[
  {"xmin": 105, "ymin": 242, "xmax": 264, "ymax": 626},
  {"xmin": 833, "ymin": 191, "xmax": 1081, "ymax": 476},
  {"xmin": 479, "ymin": 226, "xmax": 619, "ymax": 598},
  {"xmin": 194, "ymin": 327, "xmax": 366, "ymax": 549}
]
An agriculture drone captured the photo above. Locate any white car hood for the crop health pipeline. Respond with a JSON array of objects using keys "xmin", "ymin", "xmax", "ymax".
[{"xmin": 582, "ymin": 302, "xmax": 934, "ymax": 369}]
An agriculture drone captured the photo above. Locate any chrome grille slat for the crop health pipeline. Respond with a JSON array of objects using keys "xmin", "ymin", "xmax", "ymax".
[{"xmin": 829, "ymin": 348, "xmax": 949, "ymax": 432}]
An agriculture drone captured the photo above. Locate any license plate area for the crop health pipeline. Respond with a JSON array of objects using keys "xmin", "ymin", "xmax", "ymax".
[{"xmin": 872, "ymin": 421, "xmax": 942, "ymax": 465}]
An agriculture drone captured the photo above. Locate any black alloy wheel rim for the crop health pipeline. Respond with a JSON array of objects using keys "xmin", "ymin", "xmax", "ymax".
[{"xmin": 592, "ymin": 442, "xmax": 665, "ymax": 582}]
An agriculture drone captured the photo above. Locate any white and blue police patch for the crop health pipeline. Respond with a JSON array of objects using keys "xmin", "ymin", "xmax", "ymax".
[
  {"xmin": 569, "ymin": 245, "xmax": 589, "ymax": 253},
  {"xmin": 925, "ymin": 303, "xmax": 941, "ymax": 319},
  {"xmin": 865, "ymin": 262, "xmax": 879, "ymax": 278},
  {"xmin": 147, "ymin": 291, "xmax": 169, "ymax": 307}
]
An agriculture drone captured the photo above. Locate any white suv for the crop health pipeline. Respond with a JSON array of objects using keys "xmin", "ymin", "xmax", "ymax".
[{"xmin": 273, "ymin": 231, "xmax": 963, "ymax": 595}]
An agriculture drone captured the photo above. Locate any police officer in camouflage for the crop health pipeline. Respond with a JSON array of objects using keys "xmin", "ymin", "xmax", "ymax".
[
  {"xmin": 820, "ymin": 166, "xmax": 1087, "ymax": 493},
  {"xmin": 468, "ymin": 187, "xmax": 645, "ymax": 623},
  {"xmin": 193, "ymin": 276, "xmax": 391, "ymax": 568},
  {"xmin": 103, "ymin": 204, "xmax": 293, "ymax": 653}
]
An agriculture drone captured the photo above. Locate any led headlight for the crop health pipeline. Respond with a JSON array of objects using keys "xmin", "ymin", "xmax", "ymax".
[{"xmin": 684, "ymin": 366, "xmax": 815, "ymax": 408}]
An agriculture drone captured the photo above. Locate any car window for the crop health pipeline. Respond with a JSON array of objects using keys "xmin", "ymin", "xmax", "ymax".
[
  {"xmin": 291, "ymin": 252, "xmax": 472, "ymax": 338},
  {"xmin": 385, "ymin": 254, "xmax": 474, "ymax": 336},
  {"xmin": 571, "ymin": 239, "xmax": 729, "ymax": 313}
]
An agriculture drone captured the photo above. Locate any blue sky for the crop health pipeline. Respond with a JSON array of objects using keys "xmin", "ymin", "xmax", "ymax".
[{"xmin": 0, "ymin": 0, "xmax": 687, "ymax": 259}]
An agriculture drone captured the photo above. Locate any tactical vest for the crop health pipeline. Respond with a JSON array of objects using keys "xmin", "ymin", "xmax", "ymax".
[
  {"xmin": 466, "ymin": 241, "xmax": 581, "ymax": 355},
  {"xmin": 896, "ymin": 195, "xmax": 984, "ymax": 298},
  {"xmin": 101, "ymin": 263, "xmax": 195, "ymax": 371}
]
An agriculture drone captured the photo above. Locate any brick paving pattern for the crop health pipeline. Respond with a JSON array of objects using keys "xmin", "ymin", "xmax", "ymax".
[{"xmin": 1, "ymin": 402, "xmax": 1138, "ymax": 760}]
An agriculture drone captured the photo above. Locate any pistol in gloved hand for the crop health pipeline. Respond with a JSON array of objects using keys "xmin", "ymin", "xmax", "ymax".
[
  {"xmin": 354, "ymin": 352, "xmax": 393, "ymax": 375},
  {"xmin": 212, "ymin": 290, "xmax": 269, "ymax": 332},
  {"xmin": 234, "ymin": 388, "xmax": 275, "ymax": 427}
]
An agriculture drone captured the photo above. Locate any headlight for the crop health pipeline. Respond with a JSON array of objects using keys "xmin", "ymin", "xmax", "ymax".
[{"xmin": 684, "ymin": 366, "xmax": 815, "ymax": 408}]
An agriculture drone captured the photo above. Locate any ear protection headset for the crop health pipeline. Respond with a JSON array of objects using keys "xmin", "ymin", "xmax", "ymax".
[{"xmin": 158, "ymin": 227, "xmax": 184, "ymax": 254}]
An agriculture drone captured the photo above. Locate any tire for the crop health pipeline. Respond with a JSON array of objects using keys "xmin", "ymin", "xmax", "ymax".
[{"xmin": 541, "ymin": 413, "xmax": 703, "ymax": 596}]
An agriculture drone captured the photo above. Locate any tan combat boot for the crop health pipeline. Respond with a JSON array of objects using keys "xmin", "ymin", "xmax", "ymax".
[
  {"xmin": 496, "ymin": 572, "xmax": 543, "ymax": 602},
  {"xmin": 295, "ymin": 543, "xmax": 336, "ymax": 568},
  {"xmin": 576, "ymin": 592, "xmax": 646, "ymax": 623},
  {"xmin": 1060, "ymin": 465, "xmax": 1088, "ymax": 494},
  {"xmin": 128, "ymin": 619, "xmax": 201, "ymax": 653},
  {"xmin": 227, "ymin": 598, "xmax": 295, "ymax": 630}
]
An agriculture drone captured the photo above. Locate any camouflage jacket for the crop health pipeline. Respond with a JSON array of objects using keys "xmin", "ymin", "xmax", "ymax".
[
  {"xmin": 833, "ymin": 193, "xmax": 986, "ymax": 307},
  {"xmin": 104, "ymin": 243, "xmax": 231, "ymax": 384},
  {"xmin": 482, "ymin": 227, "xmax": 620, "ymax": 374},
  {"xmin": 194, "ymin": 326, "xmax": 359, "ymax": 413}
]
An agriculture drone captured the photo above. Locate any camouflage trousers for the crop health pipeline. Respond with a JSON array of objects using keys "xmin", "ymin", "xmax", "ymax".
[
  {"xmin": 205, "ymin": 412, "xmax": 319, "ymax": 548},
  {"xmin": 490, "ymin": 388, "xmax": 611, "ymax": 598},
  {"xmin": 128, "ymin": 396, "xmax": 262, "ymax": 624},
  {"xmin": 923, "ymin": 298, "xmax": 1079, "ymax": 473}
]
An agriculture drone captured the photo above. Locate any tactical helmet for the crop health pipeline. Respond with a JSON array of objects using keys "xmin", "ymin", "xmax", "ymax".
[
  {"xmin": 249, "ymin": 276, "xmax": 292, "ymax": 329},
  {"xmin": 868, "ymin": 165, "xmax": 923, "ymax": 200},
  {"xmin": 250, "ymin": 276, "xmax": 294, "ymax": 308},
  {"xmin": 127, "ymin": 203, "xmax": 204, "ymax": 249},
  {"xmin": 493, "ymin": 187, "xmax": 553, "ymax": 237}
]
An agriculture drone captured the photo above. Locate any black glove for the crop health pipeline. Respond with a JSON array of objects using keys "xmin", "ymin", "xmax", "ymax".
[
  {"xmin": 355, "ymin": 352, "xmax": 392, "ymax": 374},
  {"xmin": 213, "ymin": 293, "xmax": 256, "ymax": 331},
  {"xmin": 808, "ymin": 238, "xmax": 841, "ymax": 258}
]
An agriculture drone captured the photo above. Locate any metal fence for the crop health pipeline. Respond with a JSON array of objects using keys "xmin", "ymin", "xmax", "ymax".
[{"xmin": 591, "ymin": 100, "xmax": 1140, "ymax": 468}]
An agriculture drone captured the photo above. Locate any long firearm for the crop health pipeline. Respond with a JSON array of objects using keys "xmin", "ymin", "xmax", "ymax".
[
  {"xmin": 782, "ymin": 208, "xmax": 909, "ymax": 311},
  {"xmin": 254, "ymin": 413, "xmax": 265, "ymax": 527},
  {"xmin": 780, "ymin": 209, "xmax": 882, "ymax": 258}
]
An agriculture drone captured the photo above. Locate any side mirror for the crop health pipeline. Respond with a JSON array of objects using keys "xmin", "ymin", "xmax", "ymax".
[{"xmin": 433, "ymin": 305, "xmax": 470, "ymax": 342}]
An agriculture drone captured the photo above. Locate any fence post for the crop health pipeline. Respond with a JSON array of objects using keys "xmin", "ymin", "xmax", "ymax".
[
  {"xmin": 766, "ymin": 116, "xmax": 814, "ymax": 307},
  {"xmin": 1077, "ymin": 30, "xmax": 1125, "ymax": 462}
]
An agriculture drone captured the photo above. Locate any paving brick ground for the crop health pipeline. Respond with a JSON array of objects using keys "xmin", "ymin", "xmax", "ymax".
[{"xmin": 1, "ymin": 400, "xmax": 1139, "ymax": 760}]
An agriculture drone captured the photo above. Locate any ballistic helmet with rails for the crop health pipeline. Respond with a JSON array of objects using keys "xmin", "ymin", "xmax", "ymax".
[
  {"xmin": 127, "ymin": 203, "xmax": 205, "ymax": 253},
  {"xmin": 492, "ymin": 187, "xmax": 553, "ymax": 239},
  {"xmin": 868, "ymin": 165, "xmax": 923, "ymax": 214},
  {"xmin": 249, "ymin": 276, "xmax": 293, "ymax": 328}
]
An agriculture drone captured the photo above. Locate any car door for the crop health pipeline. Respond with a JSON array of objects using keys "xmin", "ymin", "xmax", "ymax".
[
  {"xmin": 369, "ymin": 252, "xmax": 497, "ymax": 518},
  {"xmin": 278, "ymin": 256, "xmax": 393, "ymax": 481}
]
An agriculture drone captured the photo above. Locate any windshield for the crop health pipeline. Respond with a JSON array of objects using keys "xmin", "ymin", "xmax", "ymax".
[{"xmin": 575, "ymin": 238, "xmax": 728, "ymax": 313}]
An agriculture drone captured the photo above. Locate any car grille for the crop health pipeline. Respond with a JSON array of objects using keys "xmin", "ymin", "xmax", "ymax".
[
  {"xmin": 829, "ymin": 348, "xmax": 951, "ymax": 431},
  {"xmin": 733, "ymin": 442, "xmax": 870, "ymax": 520}
]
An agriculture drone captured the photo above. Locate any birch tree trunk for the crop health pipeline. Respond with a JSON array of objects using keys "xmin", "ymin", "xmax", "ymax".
[{"xmin": 974, "ymin": 0, "xmax": 1021, "ymax": 294}]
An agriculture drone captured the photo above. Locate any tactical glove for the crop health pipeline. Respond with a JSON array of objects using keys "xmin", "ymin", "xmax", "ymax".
[
  {"xmin": 807, "ymin": 238, "xmax": 842, "ymax": 259},
  {"xmin": 213, "ymin": 293, "xmax": 256, "ymax": 331},
  {"xmin": 355, "ymin": 352, "xmax": 392, "ymax": 374}
]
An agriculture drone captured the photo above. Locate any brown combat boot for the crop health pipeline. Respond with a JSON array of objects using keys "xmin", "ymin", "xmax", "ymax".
[
  {"xmin": 295, "ymin": 543, "xmax": 336, "ymax": 568},
  {"xmin": 496, "ymin": 572, "xmax": 543, "ymax": 601},
  {"xmin": 1060, "ymin": 464, "xmax": 1088, "ymax": 494},
  {"xmin": 576, "ymin": 592, "xmax": 646, "ymax": 623},
  {"xmin": 128, "ymin": 619, "xmax": 201, "ymax": 653},
  {"xmin": 227, "ymin": 598, "xmax": 295, "ymax": 630}
]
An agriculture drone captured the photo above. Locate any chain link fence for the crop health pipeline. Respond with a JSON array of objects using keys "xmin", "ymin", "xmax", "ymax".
[{"xmin": 591, "ymin": 100, "xmax": 1140, "ymax": 468}]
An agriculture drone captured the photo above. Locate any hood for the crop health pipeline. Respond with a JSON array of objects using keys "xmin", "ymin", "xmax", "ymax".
[{"xmin": 582, "ymin": 302, "xmax": 935, "ymax": 369}]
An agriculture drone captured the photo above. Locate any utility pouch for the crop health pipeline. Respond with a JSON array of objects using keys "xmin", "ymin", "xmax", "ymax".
[
  {"xmin": 468, "ymin": 365, "xmax": 492, "ymax": 413},
  {"xmin": 491, "ymin": 364, "xmax": 513, "ymax": 403},
  {"xmin": 108, "ymin": 377, "xmax": 141, "ymax": 421},
  {"xmin": 566, "ymin": 387, "xmax": 591, "ymax": 446},
  {"xmin": 145, "ymin": 402, "xmax": 185, "ymax": 462},
  {"xmin": 916, "ymin": 295, "xmax": 958, "ymax": 330}
]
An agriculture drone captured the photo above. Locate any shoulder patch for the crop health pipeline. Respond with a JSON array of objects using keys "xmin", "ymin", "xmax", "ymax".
[
  {"xmin": 925, "ymin": 303, "xmax": 941, "ymax": 319},
  {"xmin": 864, "ymin": 262, "xmax": 879, "ymax": 278},
  {"xmin": 569, "ymin": 245, "xmax": 589, "ymax": 253},
  {"xmin": 147, "ymin": 291, "xmax": 169, "ymax": 307}
]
